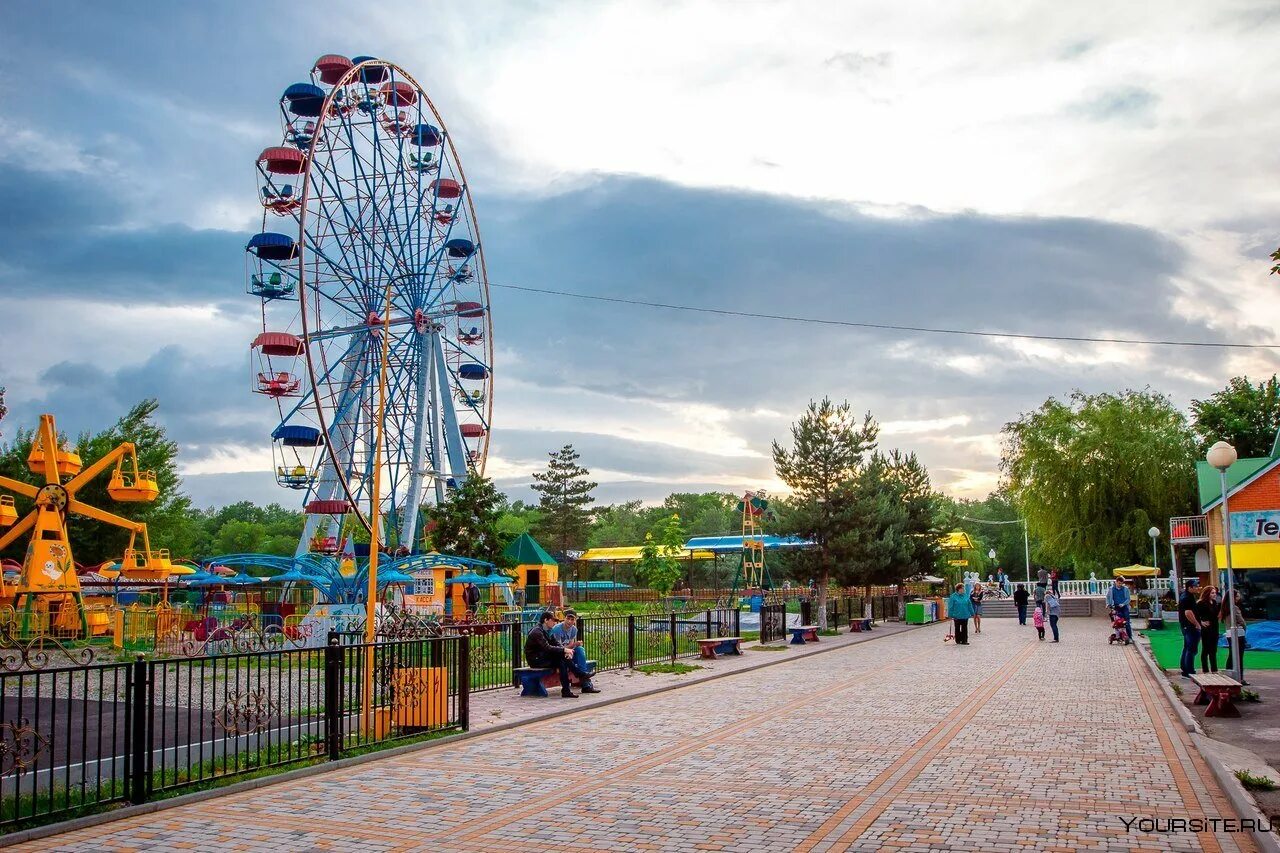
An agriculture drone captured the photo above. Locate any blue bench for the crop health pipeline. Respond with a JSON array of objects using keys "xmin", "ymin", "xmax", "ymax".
[
  {"xmin": 789, "ymin": 625, "xmax": 819, "ymax": 645},
  {"xmin": 697, "ymin": 636, "xmax": 743, "ymax": 659},
  {"xmin": 515, "ymin": 660, "xmax": 597, "ymax": 697}
]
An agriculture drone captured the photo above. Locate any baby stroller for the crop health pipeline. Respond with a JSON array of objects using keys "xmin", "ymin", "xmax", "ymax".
[{"xmin": 1107, "ymin": 610, "xmax": 1131, "ymax": 645}]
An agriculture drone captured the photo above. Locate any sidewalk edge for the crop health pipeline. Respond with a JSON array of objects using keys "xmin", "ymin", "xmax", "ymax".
[{"xmin": 1191, "ymin": 733, "xmax": 1280, "ymax": 853}]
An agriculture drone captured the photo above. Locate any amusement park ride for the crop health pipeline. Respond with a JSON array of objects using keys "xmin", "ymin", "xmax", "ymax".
[
  {"xmin": 246, "ymin": 53, "xmax": 493, "ymax": 560},
  {"xmin": 731, "ymin": 490, "xmax": 775, "ymax": 594},
  {"xmin": 0, "ymin": 414, "xmax": 175, "ymax": 635}
]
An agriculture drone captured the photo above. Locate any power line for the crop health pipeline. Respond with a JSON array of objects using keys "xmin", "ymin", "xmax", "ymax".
[{"xmin": 487, "ymin": 281, "xmax": 1280, "ymax": 351}]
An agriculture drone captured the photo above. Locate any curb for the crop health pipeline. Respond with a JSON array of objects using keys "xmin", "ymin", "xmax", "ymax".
[
  {"xmin": 1192, "ymin": 733, "xmax": 1280, "ymax": 853},
  {"xmin": 3, "ymin": 620, "xmax": 931, "ymax": 847},
  {"xmin": 1135, "ymin": 633, "xmax": 1201, "ymax": 734}
]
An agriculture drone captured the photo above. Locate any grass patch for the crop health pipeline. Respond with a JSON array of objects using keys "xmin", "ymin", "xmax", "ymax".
[
  {"xmin": 819, "ymin": 629, "xmax": 840, "ymax": 636},
  {"xmin": 1236, "ymin": 770, "xmax": 1278, "ymax": 791},
  {"xmin": 1242, "ymin": 689, "xmax": 1261, "ymax": 703},
  {"xmin": 1141, "ymin": 628, "xmax": 1280, "ymax": 671},
  {"xmin": 747, "ymin": 644, "xmax": 789, "ymax": 652},
  {"xmin": 1171, "ymin": 682, "xmax": 1183, "ymax": 696},
  {"xmin": 634, "ymin": 662, "xmax": 702, "ymax": 676}
]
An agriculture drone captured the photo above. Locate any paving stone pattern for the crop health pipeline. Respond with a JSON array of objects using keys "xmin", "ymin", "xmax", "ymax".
[{"xmin": 29, "ymin": 618, "xmax": 1254, "ymax": 852}]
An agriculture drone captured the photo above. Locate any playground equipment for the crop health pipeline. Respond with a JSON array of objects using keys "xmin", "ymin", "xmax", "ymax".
[
  {"xmin": 730, "ymin": 490, "xmax": 774, "ymax": 594},
  {"xmin": 0, "ymin": 414, "xmax": 176, "ymax": 637},
  {"xmin": 247, "ymin": 54, "xmax": 493, "ymax": 558}
]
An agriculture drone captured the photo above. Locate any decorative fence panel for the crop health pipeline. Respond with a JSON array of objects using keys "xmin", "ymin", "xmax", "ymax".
[
  {"xmin": 0, "ymin": 635, "xmax": 468, "ymax": 831},
  {"xmin": 759, "ymin": 603, "xmax": 786, "ymax": 644}
]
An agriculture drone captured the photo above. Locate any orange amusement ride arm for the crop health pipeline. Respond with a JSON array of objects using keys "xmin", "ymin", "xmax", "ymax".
[{"xmin": 65, "ymin": 443, "xmax": 135, "ymax": 498}]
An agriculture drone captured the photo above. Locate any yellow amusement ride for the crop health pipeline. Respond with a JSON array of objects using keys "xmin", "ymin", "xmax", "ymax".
[{"xmin": 0, "ymin": 413, "xmax": 178, "ymax": 638}]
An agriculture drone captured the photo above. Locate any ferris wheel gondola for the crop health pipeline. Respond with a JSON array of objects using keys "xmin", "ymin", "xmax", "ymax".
[{"xmin": 243, "ymin": 54, "xmax": 493, "ymax": 557}]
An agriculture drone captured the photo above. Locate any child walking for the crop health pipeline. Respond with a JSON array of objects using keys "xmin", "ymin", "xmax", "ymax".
[{"xmin": 1032, "ymin": 605, "xmax": 1045, "ymax": 640}]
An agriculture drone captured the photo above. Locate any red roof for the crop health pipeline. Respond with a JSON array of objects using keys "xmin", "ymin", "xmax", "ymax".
[
  {"xmin": 252, "ymin": 332, "xmax": 304, "ymax": 357},
  {"xmin": 431, "ymin": 179, "xmax": 462, "ymax": 199},
  {"xmin": 314, "ymin": 54, "xmax": 353, "ymax": 86},
  {"xmin": 380, "ymin": 81, "xmax": 417, "ymax": 107},
  {"xmin": 258, "ymin": 146, "xmax": 306, "ymax": 175}
]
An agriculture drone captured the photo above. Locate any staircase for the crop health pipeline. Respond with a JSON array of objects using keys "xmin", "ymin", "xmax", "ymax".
[{"xmin": 980, "ymin": 598, "xmax": 1096, "ymax": 618}]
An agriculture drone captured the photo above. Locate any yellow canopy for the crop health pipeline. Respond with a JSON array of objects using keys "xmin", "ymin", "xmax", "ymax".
[
  {"xmin": 940, "ymin": 531, "xmax": 975, "ymax": 551},
  {"xmin": 578, "ymin": 546, "xmax": 717, "ymax": 562},
  {"xmin": 1214, "ymin": 543, "xmax": 1280, "ymax": 570},
  {"xmin": 1113, "ymin": 564, "xmax": 1158, "ymax": 578}
]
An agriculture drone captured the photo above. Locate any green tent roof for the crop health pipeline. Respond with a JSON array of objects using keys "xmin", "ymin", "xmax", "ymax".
[
  {"xmin": 1197, "ymin": 456, "xmax": 1277, "ymax": 511},
  {"xmin": 503, "ymin": 532, "xmax": 557, "ymax": 566}
]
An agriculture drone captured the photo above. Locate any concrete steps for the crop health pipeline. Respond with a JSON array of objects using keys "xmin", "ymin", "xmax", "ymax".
[{"xmin": 979, "ymin": 597, "xmax": 1097, "ymax": 618}]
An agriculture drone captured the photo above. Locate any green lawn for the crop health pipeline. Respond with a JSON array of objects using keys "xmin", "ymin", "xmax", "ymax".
[{"xmin": 1140, "ymin": 628, "xmax": 1280, "ymax": 671}]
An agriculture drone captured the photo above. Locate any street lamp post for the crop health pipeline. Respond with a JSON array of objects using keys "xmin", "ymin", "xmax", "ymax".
[
  {"xmin": 1148, "ymin": 526, "xmax": 1160, "ymax": 572},
  {"xmin": 1208, "ymin": 440, "xmax": 1242, "ymax": 683}
]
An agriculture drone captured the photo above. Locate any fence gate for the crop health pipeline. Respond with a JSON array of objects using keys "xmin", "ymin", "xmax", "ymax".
[{"xmin": 759, "ymin": 603, "xmax": 786, "ymax": 644}]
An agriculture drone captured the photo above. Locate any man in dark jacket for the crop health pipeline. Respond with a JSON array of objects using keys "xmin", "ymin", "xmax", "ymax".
[
  {"xmin": 525, "ymin": 611, "xmax": 599, "ymax": 697},
  {"xmin": 1012, "ymin": 585, "xmax": 1030, "ymax": 625}
]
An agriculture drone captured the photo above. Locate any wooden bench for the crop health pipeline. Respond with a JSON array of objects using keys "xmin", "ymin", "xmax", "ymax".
[
  {"xmin": 1191, "ymin": 673, "xmax": 1243, "ymax": 718},
  {"xmin": 848, "ymin": 618, "xmax": 873, "ymax": 633},
  {"xmin": 514, "ymin": 661, "xmax": 597, "ymax": 697},
  {"xmin": 789, "ymin": 625, "xmax": 819, "ymax": 645},
  {"xmin": 697, "ymin": 637, "xmax": 743, "ymax": 659}
]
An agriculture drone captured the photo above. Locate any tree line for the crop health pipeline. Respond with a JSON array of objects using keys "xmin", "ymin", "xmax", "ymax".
[{"xmin": 3, "ymin": 372, "xmax": 1276, "ymax": 586}]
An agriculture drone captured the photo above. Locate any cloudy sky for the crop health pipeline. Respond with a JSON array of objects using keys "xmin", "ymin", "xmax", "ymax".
[{"xmin": 2, "ymin": 1, "xmax": 1279, "ymax": 510}]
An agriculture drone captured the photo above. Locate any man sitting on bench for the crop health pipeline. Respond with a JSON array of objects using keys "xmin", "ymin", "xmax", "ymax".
[
  {"xmin": 525, "ymin": 611, "xmax": 599, "ymax": 698},
  {"xmin": 550, "ymin": 609, "xmax": 597, "ymax": 690}
]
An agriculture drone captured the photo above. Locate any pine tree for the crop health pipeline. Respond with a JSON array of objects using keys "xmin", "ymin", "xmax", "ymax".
[
  {"xmin": 772, "ymin": 398, "xmax": 879, "ymax": 627},
  {"xmin": 422, "ymin": 475, "xmax": 509, "ymax": 567},
  {"xmin": 530, "ymin": 444, "xmax": 597, "ymax": 558}
]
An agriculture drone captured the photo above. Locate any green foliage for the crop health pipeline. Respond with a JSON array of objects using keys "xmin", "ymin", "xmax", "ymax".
[
  {"xmin": 1235, "ymin": 769, "xmax": 1276, "ymax": 791},
  {"xmin": 0, "ymin": 400, "xmax": 199, "ymax": 566},
  {"xmin": 772, "ymin": 398, "xmax": 879, "ymax": 617},
  {"xmin": 1001, "ymin": 389, "xmax": 1196, "ymax": 573},
  {"xmin": 1190, "ymin": 375, "xmax": 1280, "ymax": 458},
  {"xmin": 422, "ymin": 475, "xmax": 509, "ymax": 566},
  {"xmin": 938, "ymin": 491, "xmax": 1027, "ymax": 575},
  {"xmin": 496, "ymin": 499, "xmax": 541, "ymax": 543},
  {"xmin": 531, "ymin": 444, "xmax": 597, "ymax": 557},
  {"xmin": 635, "ymin": 514, "xmax": 687, "ymax": 595}
]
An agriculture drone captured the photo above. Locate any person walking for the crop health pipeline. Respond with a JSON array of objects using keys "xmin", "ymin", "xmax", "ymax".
[
  {"xmin": 1013, "ymin": 585, "xmax": 1030, "ymax": 625},
  {"xmin": 1196, "ymin": 586, "xmax": 1221, "ymax": 674},
  {"xmin": 1221, "ymin": 589, "xmax": 1248, "ymax": 685},
  {"xmin": 1045, "ymin": 588, "xmax": 1062, "ymax": 642},
  {"xmin": 1105, "ymin": 577, "xmax": 1132, "ymax": 643},
  {"xmin": 1178, "ymin": 578, "xmax": 1201, "ymax": 678},
  {"xmin": 1033, "ymin": 581, "xmax": 1047, "ymax": 618},
  {"xmin": 947, "ymin": 583, "xmax": 974, "ymax": 645},
  {"xmin": 970, "ymin": 582, "xmax": 986, "ymax": 634}
]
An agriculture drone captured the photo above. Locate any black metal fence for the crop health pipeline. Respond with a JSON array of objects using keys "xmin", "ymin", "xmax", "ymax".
[
  {"xmin": 0, "ymin": 634, "xmax": 469, "ymax": 830},
  {"xmin": 759, "ymin": 603, "xmax": 786, "ymax": 644}
]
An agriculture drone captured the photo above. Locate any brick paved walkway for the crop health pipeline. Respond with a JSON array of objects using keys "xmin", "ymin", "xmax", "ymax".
[{"xmin": 30, "ymin": 618, "xmax": 1255, "ymax": 852}]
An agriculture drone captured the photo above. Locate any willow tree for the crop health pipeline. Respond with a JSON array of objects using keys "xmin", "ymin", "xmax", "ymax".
[{"xmin": 1001, "ymin": 389, "xmax": 1196, "ymax": 573}]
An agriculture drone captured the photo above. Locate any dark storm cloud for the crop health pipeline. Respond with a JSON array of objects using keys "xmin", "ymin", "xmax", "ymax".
[
  {"xmin": 484, "ymin": 175, "xmax": 1215, "ymax": 414},
  {"xmin": 11, "ymin": 347, "xmax": 269, "ymax": 459}
]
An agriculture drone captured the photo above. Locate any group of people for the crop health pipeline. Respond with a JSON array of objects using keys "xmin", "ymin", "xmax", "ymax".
[
  {"xmin": 948, "ymin": 570, "xmax": 1064, "ymax": 645},
  {"xmin": 524, "ymin": 609, "xmax": 601, "ymax": 698},
  {"xmin": 1177, "ymin": 578, "xmax": 1248, "ymax": 683}
]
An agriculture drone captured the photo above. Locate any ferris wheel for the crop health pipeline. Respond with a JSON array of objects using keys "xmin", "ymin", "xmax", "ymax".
[{"xmin": 245, "ymin": 54, "xmax": 493, "ymax": 556}]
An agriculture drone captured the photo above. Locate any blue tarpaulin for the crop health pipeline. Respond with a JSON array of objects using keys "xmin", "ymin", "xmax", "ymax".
[
  {"xmin": 683, "ymin": 535, "xmax": 813, "ymax": 553},
  {"xmin": 1229, "ymin": 621, "xmax": 1280, "ymax": 651}
]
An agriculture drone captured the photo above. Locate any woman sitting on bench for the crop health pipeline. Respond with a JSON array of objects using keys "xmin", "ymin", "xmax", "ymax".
[{"xmin": 525, "ymin": 611, "xmax": 600, "ymax": 698}]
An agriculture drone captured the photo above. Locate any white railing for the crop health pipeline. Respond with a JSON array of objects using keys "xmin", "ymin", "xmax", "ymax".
[
  {"xmin": 1169, "ymin": 515, "xmax": 1208, "ymax": 542},
  {"xmin": 1000, "ymin": 578, "xmax": 1172, "ymax": 598}
]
